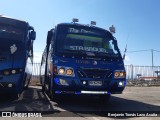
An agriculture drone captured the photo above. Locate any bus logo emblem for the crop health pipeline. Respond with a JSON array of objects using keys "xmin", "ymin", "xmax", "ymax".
[
  {"xmin": 10, "ymin": 44, "xmax": 17, "ymax": 54},
  {"xmin": 93, "ymin": 60, "xmax": 97, "ymax": 65}
]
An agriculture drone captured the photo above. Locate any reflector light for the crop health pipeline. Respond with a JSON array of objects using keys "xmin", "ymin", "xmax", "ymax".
[
  {"xmin": 109, "ymin": 25, "xmax": 116, "ymax": 34},
  {"xmin": 4, "ymin": 71, "xmax": 10, "ymax": 75},
  {"xmin": 55, "ymin": 91, "xmax": 61, "ymax": 94},
  {"xmin": 91, "ymin": 21, "xmax": 96, "ymax": 26},
  {"xmin": 72, "ymin": 18, "xmax": 79, "ymax": 23}
]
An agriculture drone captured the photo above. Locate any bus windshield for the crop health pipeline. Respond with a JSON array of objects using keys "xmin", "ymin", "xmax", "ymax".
[
  {"xmin": 0, "ymin": 23, "xmax": 24, "ymax": 41},
  {"xmin": 56, "ymin": 25, "xmax": 120, "ymax": 57}
]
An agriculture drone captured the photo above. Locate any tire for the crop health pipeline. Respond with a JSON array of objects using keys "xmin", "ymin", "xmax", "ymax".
[
  {"xmin": 11, "ymin": 93, "xmax": 20, "ymax": 100},
  {"xmin": 24, "ymin": 73, "xmax": 31, "ymax": 90},
  {"xmin": 48, "ymin": 89, "xmax": 54, "ymax": 100},
  {"xmin": 51, "ymin": 93, "xmax": 63, "ymax": 103},
  {"xmin": 42, "ymin": 83, "xmax": 45, "ymax": 92},
  {"xmin": 24, "ymin": 78, "xmax": 30, "ymax": 89}
]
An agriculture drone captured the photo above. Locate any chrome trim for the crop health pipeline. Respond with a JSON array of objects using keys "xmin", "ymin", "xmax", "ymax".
[{"xmin": 81, "ymin": 91, "xmax": 108, "ymax": 94}]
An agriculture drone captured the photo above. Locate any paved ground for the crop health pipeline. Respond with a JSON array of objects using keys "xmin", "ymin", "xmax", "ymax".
[{"xmin": 0, "ymin": 86, "xmax": 160, "ymax": 120}]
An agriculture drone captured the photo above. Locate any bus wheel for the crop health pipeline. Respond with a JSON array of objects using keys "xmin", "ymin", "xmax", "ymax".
[
  {"xmin": 24, "ymin": 73, "xmax": 30, "ymax": 90},
  {"xmin": 42, "ymin": 83, "xmax": 45, "ymax": 92},
  {"xmin": 99, "ymin": 94, "xmax": 111, "ymax": 103},
  {"xmin": 24, "ymin": 78, "xmax": 30, "ymax": 89},
  {"xmin": 11, "ymin": 93, "xmax": 20, "ymax": 100},
  {"xmin": 48, "ymin": 89, "xmax": 54, "ymax": 100},
  {"xmin": 48, "ymin": 90, "xmax": 62, "ymax": 102}
]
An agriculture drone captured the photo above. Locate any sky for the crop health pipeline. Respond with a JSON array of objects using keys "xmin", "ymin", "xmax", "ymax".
[{"xmin": 1, "ymin": 0, "xmax": 160, "ymax": 66}]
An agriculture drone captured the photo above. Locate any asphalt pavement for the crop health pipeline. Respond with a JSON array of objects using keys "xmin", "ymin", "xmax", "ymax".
[{"xmin": 0, "ymin": 86, "xmax": 160, "ymax": 119}]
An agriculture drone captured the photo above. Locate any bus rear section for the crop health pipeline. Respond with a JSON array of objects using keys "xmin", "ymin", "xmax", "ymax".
[
  {"xmin": 0, "ymin": 16, "xmax": 36, "ymax": 98},
  {"xmin": 40, "ymin": 20, "xmax": 126, "ymax": 102}
]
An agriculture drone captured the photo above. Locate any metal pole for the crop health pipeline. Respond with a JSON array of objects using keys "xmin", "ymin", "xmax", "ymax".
[
  {"xmin": 151, "ymin": 49, "xmax": 154, "ymax": 77},
  {"xmin": 131, "ymin": 64, "xmax": 133, "ymax": 80},
  {"xmin": 151, "ymin": 49, "xmax": 154, "ymax": 68}
]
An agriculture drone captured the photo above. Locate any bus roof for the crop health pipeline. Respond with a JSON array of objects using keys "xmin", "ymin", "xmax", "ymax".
[
  {"xmin": 56, "ymin": 23, "xmax": 108, "ymax": 32},
  {"xmin": 0, "ymin": 15, "xmax": 29, "ymax": 28},
  {"xmin": 0, "ymin": 15, "xmax": 27, "ymax": 23}
]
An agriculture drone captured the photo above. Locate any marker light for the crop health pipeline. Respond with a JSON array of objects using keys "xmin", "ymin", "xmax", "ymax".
[
  {"xmin": 109, "ymin": 25, "xmax": 116, "ymax": 34},
  {"xmin": 12, "ymin": 70, "xmax": 16, "ymax": 74},
  {"xmin": 91, "ymin": 21, "xmax": 96, "ymax": 26},
  {"xmin": 66, "ymin": 69, "xmax": 73, "ymax": 75},
  {"xmin": 50, "ymin": 63, "xmax": 53, "ymax": 75},
  {"xmin": 72, "ymin": 18, "xmax": 79, "ymax": 23},
  {"xmin": 58, "ymin": 67, "xmax": 65, "ymax": 75},
  {"xmin": 4, "ymin": 70, "xmax": 10, "ymax": 75},
  {"xmin": 53, "ymin": 66, "xmax": 57, "ymax": 74},
  {"xmin": 83, "ymin": 81, "xmax": 86, "ymax": 85},
  {"xmin": 55, "ymin": 78, "xmax": 60, "ymax": 84}
]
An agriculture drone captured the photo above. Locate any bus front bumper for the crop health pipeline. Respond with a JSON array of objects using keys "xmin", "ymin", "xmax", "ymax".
[
  {"xmin": 52, "ymin": 77, "xmax": 126, "ymax": 95},
  {"xmin": 0, "ymin": 74, "xmax": 23, "ymax": 93}
]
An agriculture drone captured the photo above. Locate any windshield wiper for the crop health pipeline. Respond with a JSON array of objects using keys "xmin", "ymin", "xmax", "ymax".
[
  {"xmin": 93, "ymin": 52, "xmax": 110, "ymax": 57},
  {"xmin": 93, "ymin": 51, "xmax": 120, "ymax": 59}
]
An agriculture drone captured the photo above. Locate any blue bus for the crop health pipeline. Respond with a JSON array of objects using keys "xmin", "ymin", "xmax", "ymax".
[
  {"xmin": 40, "ymin": 19, "xmax": 126, "ymax": 102},
  {"xmin": 0, "ymin": 16, "xmax": 36, "ymax": 98}
]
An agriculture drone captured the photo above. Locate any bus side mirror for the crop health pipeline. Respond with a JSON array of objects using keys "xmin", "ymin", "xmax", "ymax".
[
  {"xmin": 30, "ymin": 31, "xmax": 36, "ymax": 40},
  {"xmin": 47, "ymin": 31, "xmax": 52, "ymax": 45},
  {"xmin": 123, "ymin": 54, "xmax": 125, "ymax": 60}
]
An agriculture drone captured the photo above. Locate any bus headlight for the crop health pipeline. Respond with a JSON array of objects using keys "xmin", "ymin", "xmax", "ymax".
[
  {"xmin": 58, "ymin": 67, "xmax": 65, "ymax": 75},
  {"xmin": 56, "ymin": 66, "xmax": 75, "ymax": 77},
  {"xmin": 2, "ymin": 68, "xmax": 22, "ymax": 76},
  {"xmin": 114, "ymin": 70, "xmax": 126, "ymax": 78},
  {"xmin": 66, "ymin": 68, "xmax": 73, "ymax": 75},
  {"xmin": 114, "ymin": 71, "xmax": 119, "ymax": 77}
]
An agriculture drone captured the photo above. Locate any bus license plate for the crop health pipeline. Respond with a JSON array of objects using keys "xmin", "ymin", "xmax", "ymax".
[{"xmin": 89, "ymin": 81, "xmax": 102, "ymax": 86}]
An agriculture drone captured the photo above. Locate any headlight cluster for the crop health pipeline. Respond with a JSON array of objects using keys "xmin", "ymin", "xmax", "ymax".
[
  {"xmin": 114, "ymin": 70, "xmax": 126, "ymax": 78},
  {"xmin": 0, "ymin": 68, "xmax": 23, "ymax": 76},
  {"xmin": 55, "ymin": 66, "xmax": 75, "ymax": 77}
]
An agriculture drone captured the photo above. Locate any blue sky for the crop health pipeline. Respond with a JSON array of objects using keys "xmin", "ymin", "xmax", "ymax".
[{"xmin": 1, "ymin": 0, "xmax": 160, "ymax": 66}]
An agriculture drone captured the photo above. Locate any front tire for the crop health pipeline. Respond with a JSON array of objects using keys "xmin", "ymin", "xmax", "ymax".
[{"xmin": 24, "ymin": 73, "xmax": 31, "ymax": 89}]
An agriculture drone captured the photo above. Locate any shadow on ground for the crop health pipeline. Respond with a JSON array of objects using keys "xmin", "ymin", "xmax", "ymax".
[{"xmin": 0, "ymin": 86, "xmax": 160, "ymax": 118}]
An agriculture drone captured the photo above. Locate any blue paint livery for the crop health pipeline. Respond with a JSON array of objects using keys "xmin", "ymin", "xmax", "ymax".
[
  {"xmin": 40, "ymin": 21, "xmax": 126, "ymax": 101},
  {"xmin": 0, "ymin": 16, "xmax": 36, "ymax": 98}
]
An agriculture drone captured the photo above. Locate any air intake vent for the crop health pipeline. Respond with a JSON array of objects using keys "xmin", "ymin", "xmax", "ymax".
[{"xmin": 77, "ymin": 68, "xmax": 112, "ymax": 79}]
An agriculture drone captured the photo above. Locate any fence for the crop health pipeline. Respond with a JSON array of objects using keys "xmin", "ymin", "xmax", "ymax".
[
  {"xmin": 31, "ymin": 63, "xmax": 41, "ymax": 85},
  {"xmin": 125, "ymin": 65, "xmax": 160, "ymax": 80},
  {"xmin": 30, "ymin": 63, "xmax": 160, "ymax": 83}
]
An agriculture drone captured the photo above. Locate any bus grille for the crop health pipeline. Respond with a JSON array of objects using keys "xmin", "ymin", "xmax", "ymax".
[{"xmin": 77, "ymin": 68, "xmax": 112, "ymax": 79}]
